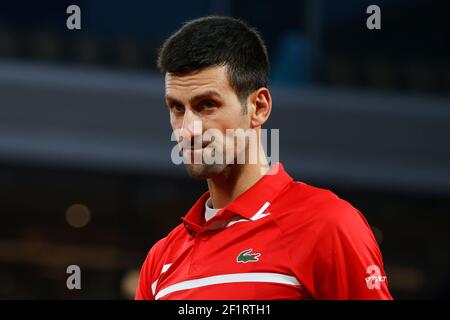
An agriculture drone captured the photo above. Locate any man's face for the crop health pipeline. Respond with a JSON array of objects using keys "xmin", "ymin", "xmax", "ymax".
[{"xmin": 165, "ymin": 65, "xmax": 250, "ymax": 179}]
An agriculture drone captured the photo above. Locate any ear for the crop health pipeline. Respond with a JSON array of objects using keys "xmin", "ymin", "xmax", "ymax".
[{"xmin": 248, "ymin": 88, "xmax": 272, "ymax": 128}]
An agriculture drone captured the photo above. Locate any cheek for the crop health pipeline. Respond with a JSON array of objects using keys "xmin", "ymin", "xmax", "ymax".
[
  {"xmin": 218, "ymin": 106, "xmax": 248, "ymax": 129},
  {"xmin": 169, "ymin": 114, "xmax": 181, "ymax": 129}
]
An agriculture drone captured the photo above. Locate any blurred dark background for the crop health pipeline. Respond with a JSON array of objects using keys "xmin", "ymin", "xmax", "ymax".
[{"xmin": 0, "ymin": 0, "xmax": 449, "ymax": 299}]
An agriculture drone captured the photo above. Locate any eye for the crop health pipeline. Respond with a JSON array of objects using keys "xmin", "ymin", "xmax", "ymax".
[
  {"xmin": 169, "ymin": 103, "xmax": 185, "ymax": 113},
  {"xmin": 200, "ymin": 100, "xmax": 217, "ymax": 109}
]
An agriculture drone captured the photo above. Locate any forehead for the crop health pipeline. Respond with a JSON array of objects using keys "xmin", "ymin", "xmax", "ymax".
[{"xmin": 165, "ymin": 65, "xmax": 233, "ymax": 98}]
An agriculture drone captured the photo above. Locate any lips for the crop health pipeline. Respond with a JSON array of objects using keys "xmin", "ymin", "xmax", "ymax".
[
  {"xmin": 192, "ymin": 143, "xmax": 210, "ymax": 150},
  {"xmin": 182, "ymin": 140, "xmax": 210, "ymax": 151}
]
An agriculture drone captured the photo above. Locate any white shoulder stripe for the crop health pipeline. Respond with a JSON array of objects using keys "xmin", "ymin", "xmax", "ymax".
[
  {"xmin": 151, "ymin": 263, "xmax": 172, "ymax": 296},
  {"xmin": 226, "ymin": 201, "xmax": 272, "ymax": 228},
  {"xmin": 161, "ymin": 263, "xmax": 172, "ymax": 273},
  {"xmin": 249, "ymin": 201, "xmax": 271, "ymax": 221},
  {"xmin": 155, "ymin": 272, "xmax": 301, "ymax": 300}
]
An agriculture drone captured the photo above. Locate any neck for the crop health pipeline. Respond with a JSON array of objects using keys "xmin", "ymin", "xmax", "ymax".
[{"xmin": 207, "ymin": 152, "xmax": 270, "ymax": 209}]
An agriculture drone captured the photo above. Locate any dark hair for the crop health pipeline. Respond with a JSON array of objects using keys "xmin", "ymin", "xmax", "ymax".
[{"xmin": 157, "ymin": 16, "xmax": 269, "ymax": 104}]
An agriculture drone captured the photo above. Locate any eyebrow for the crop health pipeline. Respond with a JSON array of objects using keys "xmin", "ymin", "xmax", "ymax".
[{"xmin": 165, "ymin": 90, "xmax": 222, "ymax": 105}]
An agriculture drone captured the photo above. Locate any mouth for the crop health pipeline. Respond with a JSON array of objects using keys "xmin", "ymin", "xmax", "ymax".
[{"xmin": 183, "ymin": 141, "xmax": 211, "ymax": 151}]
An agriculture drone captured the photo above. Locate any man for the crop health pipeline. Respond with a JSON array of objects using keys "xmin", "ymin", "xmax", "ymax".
[{"xmin": 135, "ymin": 16, "xmax": 392, "ymax": 300}]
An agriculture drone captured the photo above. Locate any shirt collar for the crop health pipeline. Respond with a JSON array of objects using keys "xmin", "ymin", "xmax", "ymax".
[
  {"xmin": 205, "ymin": 198, "xmax": 221, "ymax": 222},
  {"xmin": 181, "ymin": 162, "xmax": 293, "ymax": 237}
]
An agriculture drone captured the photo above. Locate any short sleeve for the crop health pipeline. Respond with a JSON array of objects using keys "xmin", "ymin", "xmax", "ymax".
[
  {"xmin": 286, "ymin": 197, "xmax": 393, "ymax": 300},
  {"xmin": 135, "ymin": 237, "xmax": 167, "ymax": 300},
  {"xmin": 310, "ymin": 202, "xmax": 393, "ymax": 299}
]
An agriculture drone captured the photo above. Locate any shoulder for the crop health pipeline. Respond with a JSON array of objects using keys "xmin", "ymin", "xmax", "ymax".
[
  {"xmin": 146, "ymin": 223, "xmax": 186, "ymax": 260},
  {"xmin": 141, "ymin": 236, "xmax": 168, "ymax": 274},
  {"xmin": 273, "ymin": 181, "xmax": 372, "ymax": 235},
  {"xmin": 139, "ymin": 226, "xmax": 181, "ymax": 279},
  {"xmin": 272, "ymin": 180, "xmax": 381, "ymax": 264}
]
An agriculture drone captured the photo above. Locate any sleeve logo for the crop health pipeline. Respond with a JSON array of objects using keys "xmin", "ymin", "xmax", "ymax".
[{"xmin": 365, "ymin": 264, "xmax": 387, "ymax": 289}]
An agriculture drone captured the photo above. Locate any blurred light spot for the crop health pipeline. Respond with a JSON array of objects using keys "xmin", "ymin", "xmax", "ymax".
[
  {"xmin": 386, "ymin": 266, "xmax": 424, "ymax": 291},
  {"xmin": 371, "ymin": 225, "xmax": 383, "ymax": 245},
  {"xmin": 121, "ymin": 269, "xmax": 140, "ymax": 299},
  {"xmin": 66, "ymin": 204, "xmax": 91, "ymax": 228}
]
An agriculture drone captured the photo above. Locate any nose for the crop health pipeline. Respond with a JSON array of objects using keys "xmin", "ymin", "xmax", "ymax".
[
  {"xmin": 181, "ymin": 109, "xmax": 202, "ymax": 138},
  {"xmin": 181, "ymin": 109, "xmax": 194, "ymax": 136}
]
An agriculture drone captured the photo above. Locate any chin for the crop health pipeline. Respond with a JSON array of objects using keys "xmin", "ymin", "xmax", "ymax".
[{"xmin": 184, "ymin": 163, "xmax": 228, "ymax": 180}]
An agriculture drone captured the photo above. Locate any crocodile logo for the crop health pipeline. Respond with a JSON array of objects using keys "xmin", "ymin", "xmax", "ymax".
[{"xmin": 237, "ymin": 249, "xmax": 261, "ymax": 263}]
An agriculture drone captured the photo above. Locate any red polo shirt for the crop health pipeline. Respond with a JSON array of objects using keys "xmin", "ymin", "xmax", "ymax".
[{"xmin": 135, "ymin": 163, "xmax": 392, "ymax": 300}]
